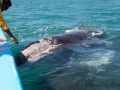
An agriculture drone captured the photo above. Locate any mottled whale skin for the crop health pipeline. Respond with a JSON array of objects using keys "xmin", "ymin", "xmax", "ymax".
[{"xmin": 15, "ymin": 30, "xmax": 102, "ymax": 66}]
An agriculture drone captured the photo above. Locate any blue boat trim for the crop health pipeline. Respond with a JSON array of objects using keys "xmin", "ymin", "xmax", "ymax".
[{"xmin": 0, "ymin": 28, "xmax": 23, "ymax": 90}]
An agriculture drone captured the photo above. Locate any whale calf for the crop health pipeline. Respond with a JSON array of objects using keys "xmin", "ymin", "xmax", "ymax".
[{"xmin": 15, "ymin": 30, "xmax": 103, "ymax": 66}]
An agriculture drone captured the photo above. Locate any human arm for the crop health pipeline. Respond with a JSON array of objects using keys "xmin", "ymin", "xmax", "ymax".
[
  {"xmin": 0, "ymin": 8, "xmax": 19, "ymax": 44},
  {"xmin": 4, "ymin": 29, "xmax": 19, "ymax": 44}
]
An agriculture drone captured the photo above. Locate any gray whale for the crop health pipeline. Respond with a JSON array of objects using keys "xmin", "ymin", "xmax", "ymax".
[{"xmin": 15, "ymin": 30, "xmax": 103, "ymax": 66}]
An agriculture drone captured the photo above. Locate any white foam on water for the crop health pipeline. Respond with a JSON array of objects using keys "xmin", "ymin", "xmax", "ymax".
[
  {"xmin": 79, "ymin": 50, "xmax": 114, "ymax": 67},
  {"xmin": 65, "ymin": 28, "xmax": 104, "ymax": 38},
  {"xmin": 91, "ymin": 31, "xmax": 103, "ymax": 36},
  {"xmin": 65, "ymin": 27, "xmax": 80, "ymax": 33}
]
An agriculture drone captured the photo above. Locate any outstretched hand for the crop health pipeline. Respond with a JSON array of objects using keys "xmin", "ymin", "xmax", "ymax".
[
  {"xmin": 4, "ymin": 29, "xmax": 19, "ymax": 44},
  {"xmin": 11, "ymin": 37, "xmax": 19, "ymax": 44}
]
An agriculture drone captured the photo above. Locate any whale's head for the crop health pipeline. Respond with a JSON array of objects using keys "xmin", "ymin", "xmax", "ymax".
[{"xmin": 15, "ymin": 52, "xmax": 28, "ymax": 66}]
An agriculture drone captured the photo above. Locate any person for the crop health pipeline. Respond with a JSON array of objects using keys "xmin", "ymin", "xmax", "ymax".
[{"xmin": 0, "ymin": 0, "xmax": 18, "ymax": 44}]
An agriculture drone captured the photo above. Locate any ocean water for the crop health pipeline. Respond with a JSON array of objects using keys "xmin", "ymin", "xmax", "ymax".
[{"xmin": 3, "ymin": 0, "xmax": 120, "ymax": 90}]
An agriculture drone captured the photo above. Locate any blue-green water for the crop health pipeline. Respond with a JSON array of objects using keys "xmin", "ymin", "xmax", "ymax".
[{"xmin": 3, "ymin": 0, "xmax": 120, "ymax": 90}]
